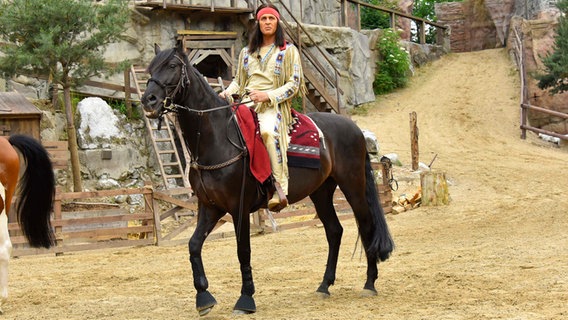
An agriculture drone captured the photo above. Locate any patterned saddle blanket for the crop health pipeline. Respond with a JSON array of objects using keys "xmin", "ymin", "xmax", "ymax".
[{"xmin": 234, "ymin": 106, "xmax": 321, "ymax": 183}]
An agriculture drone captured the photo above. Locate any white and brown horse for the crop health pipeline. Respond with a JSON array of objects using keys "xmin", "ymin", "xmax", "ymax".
[{"xmin": 0, "ymin": 135, "xmax": 55, "ymax": 313}]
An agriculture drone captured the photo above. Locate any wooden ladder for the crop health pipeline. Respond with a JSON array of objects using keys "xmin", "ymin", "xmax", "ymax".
[{"xmin": 129, "ymin": 66, "xmax": 191, "ymax": 190}]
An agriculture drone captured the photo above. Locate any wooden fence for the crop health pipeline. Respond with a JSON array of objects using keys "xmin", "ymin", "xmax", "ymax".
[
  {"xmin": 512, "ymin": 26, "xmax": 568, "ymax": 141},
  {"xmin": 9, "ymin": 163, "xmax": 392, "ymax": 256},
  {"xmin": 341, "ymin": 0, "xmax": 448, "ymax": 45},
  {"xmin": 10, "ymin": 182, "xmax": 157, "ymax": 256}
]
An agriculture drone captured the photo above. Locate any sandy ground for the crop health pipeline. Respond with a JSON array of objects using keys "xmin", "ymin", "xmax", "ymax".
[{"xmin": 6, "ymin": 48, "xmax": 568, "ymax": 319}]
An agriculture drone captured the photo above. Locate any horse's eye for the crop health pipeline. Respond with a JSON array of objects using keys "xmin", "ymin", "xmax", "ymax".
[{"xmin": 169, "ymin": 63, "xmax": 177, "ymax": 69}]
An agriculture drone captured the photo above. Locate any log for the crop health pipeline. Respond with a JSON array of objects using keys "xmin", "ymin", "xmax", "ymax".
[{"xmin": 420, "ymin": 171, "xmax": 450, "ymax": 206}]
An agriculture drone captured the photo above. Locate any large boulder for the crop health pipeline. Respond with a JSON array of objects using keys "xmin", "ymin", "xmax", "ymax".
[{"xmin": 75, "ymin": 97, "xmax": 152, "ymax": 188}]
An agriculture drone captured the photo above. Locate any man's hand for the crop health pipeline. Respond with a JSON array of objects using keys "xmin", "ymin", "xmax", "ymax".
[{"xmin": 249, "ymin": 90, "xmax": 269, "ymax": 103}]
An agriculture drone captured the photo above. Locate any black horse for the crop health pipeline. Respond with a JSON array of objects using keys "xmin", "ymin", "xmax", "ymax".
[{"xmin": 141, "ymin": 44, "xmax": 394, "ymax": 316}]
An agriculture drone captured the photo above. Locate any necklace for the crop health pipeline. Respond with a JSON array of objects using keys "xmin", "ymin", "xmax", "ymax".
[{"xmin": 259, "ymin": 43, "xmax": 275, "ymax": 70}]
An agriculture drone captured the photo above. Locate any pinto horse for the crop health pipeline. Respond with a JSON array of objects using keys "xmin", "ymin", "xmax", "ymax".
[
  {"xmin": 141, "ymin": 44, "xmax": 394, "ymax": 316},
  {"xmin": 0, "ymin": 135, "xmax": 55, "ymax": 313}
]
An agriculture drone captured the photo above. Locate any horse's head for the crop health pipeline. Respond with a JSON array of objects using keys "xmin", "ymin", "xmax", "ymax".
[{"xmin": 141, "ymin": 44, "xmax": 190, "ymax": 118}]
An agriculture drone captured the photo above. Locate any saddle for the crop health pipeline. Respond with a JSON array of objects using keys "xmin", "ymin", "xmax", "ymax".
[{"xmin": 232, "ymin": 104, "xmax": 321, "ymax": 210}]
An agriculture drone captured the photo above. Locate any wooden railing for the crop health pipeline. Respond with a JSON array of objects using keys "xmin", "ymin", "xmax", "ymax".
[
  {"xmin": 341, "ymin": 0, "xmax": 448, "ymax": 45},
  {"xmin": 133, "ymin": 0, "xmax": 256, "ymax": 11},
  {"xmin": 512, "ymin": 26, "xmax": 568, "ymax": 141}
]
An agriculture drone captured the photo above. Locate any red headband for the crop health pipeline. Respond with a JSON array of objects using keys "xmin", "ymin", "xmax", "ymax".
[{"xmin": 256, "ymin": 7, "xmax": 280, "ymax": 21}]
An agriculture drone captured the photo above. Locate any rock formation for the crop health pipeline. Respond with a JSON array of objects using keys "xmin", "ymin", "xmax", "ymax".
[{"xmin": 435, "ymin": 0, "xmax": 567, "ymax": 134}]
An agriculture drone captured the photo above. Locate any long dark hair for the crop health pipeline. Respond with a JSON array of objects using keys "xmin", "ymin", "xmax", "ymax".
[{"xmin": 248, "ymin": 4, "xmax": 286, "ymax": 53}]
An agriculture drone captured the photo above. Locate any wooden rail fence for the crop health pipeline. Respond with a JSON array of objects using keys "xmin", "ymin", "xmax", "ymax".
[
  {"xmin": 512, "ymin": 26, "xmax": 568, "ymax": 141},
  {"xmin": 9, "ymin": 163, "xmax": 392, "ymax": 256}
]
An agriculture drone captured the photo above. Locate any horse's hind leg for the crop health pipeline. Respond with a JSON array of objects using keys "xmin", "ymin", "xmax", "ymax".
[
  {"xmin": 309, "ymin": 179, "xmax": 343, "ymax": 297},
  {"xmin": 188, "ymin": 204, "xmax": 225, "ymax": 316},
  {"xmin": 337, "ymin": 177, "xmax": 380, "ymax": 295}
]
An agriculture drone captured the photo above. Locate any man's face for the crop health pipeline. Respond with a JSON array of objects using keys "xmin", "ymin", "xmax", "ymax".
[{"xmin": 259, "ymin": 13, "xmax": 278, "ymax": 37}]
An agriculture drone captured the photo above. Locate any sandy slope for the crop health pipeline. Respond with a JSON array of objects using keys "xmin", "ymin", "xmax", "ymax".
[{"xmin": 7, "ymin": 48, "xmax": 568, "ymax": 319}]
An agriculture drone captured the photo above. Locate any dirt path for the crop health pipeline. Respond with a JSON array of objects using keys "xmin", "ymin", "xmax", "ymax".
[{"xmin": 8, "ymin": 48, "xmax": 568, "ymax": 319}]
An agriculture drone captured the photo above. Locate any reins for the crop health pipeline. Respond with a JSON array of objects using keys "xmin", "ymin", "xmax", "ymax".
[{"xmin": 149, "ymin": 51, "xmax": 252, "ymax": 242}]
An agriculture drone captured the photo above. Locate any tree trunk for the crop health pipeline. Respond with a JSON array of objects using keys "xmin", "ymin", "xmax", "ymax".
[{"xmin": 63, "ymin": 86, "xmax": 83, "ymax": 192}]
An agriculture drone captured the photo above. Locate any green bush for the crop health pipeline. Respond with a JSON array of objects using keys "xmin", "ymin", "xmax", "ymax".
[{"xmin": 373, "ymin": 29, "xmax": 411, "ymax": 95}]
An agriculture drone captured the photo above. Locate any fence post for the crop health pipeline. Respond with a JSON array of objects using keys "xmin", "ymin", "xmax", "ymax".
[
  {"xmin": 53, "ymin": 186, "xmax": 63, "ymax": 254},
  {"xmin": 420, "ymin": 20, "xmax": 426, "ymax": 44},
  {"xmin": 410, "ymin": 111, "xmax": 419, "ymax": 171},
  {"xmin": 144, "ymin": 180, "xmax": 160, "ymax": 245},
  {"xmin": 340, "ymin": 0, "xmax": 347, "ymax": 27}
]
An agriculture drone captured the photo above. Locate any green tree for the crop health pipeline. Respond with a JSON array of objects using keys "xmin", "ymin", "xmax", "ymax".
[
  {"xmin": 360, "ymin": 0, "xmax": 399, "ymax": 30},
  {"xmin": 536, "ymin": 0, "xmax": 568, "ymax": 94},
  {"xmin": 412, "ymin": 0, "xmax": 462, "ymax": 43},
  {"xmin": 0, "ymin": 0, "xmax": 131, "ymax": 191}
]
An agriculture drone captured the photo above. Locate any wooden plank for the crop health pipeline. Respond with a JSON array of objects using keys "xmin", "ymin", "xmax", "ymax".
[
  {"xmin": 59, "ymin": 225, "xmax": 154, "ymax": 241},
  {"xmin": 56, "ymin": 187, "xmax": 150, "ymax": 200},
  {"xmin": 177, "ymin": 30, "xmax": 237, "ymax": 37},
  {"xmin": 154, "ymin": 191, "xmax": 197, "ymax": 210},
  {"xmin": 161, "ymin": 217, "xmax": 195, "ymax": 241},
  {"xmin": 185, "ymin": 40, "xmax": 236, "ymax": 49},
  {"xmin": 7, "ymin": 212, "xmax": 152, "ymax": 232},
  {"xmin": 12, "ymin": 238, "xmax": 154, "ymax": 257}
]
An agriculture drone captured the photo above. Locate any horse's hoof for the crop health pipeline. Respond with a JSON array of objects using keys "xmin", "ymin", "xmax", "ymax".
[
  {"xmin": 233, "ymin": 309, "xmax": 254, "ymax": 315},
  {"xmin": 316, "ymin": 283, "xmax": 330, "ymax": 298},
  {"xmin": 233, "ymin": 294, "xmax": 256, "ymax": 314},
  {"xmin": 196, "ymin": 291, "xmax": 217, "ymax": 316},
  {"xmin": 315, "ymin": 290, "xmax": 330, "ymax": 299},
  {"xmin": 361, "ymin": 288, "xmax": 378, "ymax": 297},
  {"xmin": 199, "ymin": 307, "xmax": 213, "ymax": 317}
]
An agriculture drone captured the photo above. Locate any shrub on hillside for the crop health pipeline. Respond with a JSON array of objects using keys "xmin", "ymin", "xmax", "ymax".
[{"xmin": 373, "ymin": 29, "xmax": 411, "ymax": 95}]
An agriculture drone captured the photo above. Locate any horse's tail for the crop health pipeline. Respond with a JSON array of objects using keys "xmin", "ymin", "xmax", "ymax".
[
  {"xmin": 9, "ymin": 135, "xmax": 56, "ymax": 248},
  {"xmin": 365, "ymin": 154, "xmax": 394, "ymax": 262}
]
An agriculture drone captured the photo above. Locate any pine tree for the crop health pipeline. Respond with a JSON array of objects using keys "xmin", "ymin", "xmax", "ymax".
[
  {"xmin": 537, "ymin": 0, "xmax": 568, "ymax": 94},
  {"xmin": 0, "ymin": 0, "xmax": 131, "ymax": 191}
]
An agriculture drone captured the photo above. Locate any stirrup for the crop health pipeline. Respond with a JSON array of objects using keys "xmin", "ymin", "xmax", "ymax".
[{"xmin": 268, "ymin": 182, "xmax": 288, "ymax": 212}]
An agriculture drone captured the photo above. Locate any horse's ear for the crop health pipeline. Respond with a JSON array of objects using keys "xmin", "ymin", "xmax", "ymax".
[
  {"xmin": 154, "ymin": 43, "xmax": 161, "ymax": 55},
  {"xmin": 175, "ymin": 42, "xmax": 185, "ymax": 55}
]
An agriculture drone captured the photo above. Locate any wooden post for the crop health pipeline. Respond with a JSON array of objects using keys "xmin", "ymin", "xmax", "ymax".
[
  {"xmin": 144, "ymin": 181, "xmax": 161, "ymax": 245},
  {"xmin": 124, "ymin": 69, "xmax": 132, "ymax": 119},
  {"xmin": 53, "ymin": 186, "xmax": 63, "ymax": 254},
  {"xmin": 420, "ymin": 171, "xmax": 450, "ymax": 206},
  {"xmin": 410, "ymin": 111, "xmax": 419, "ymax": 171},
  {"xmin": 420, "ymin": 21, "xmax": 426, "ymax": 44}
]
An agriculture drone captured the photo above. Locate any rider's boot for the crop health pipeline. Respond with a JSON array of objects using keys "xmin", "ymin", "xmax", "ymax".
[{"xmin": 268, "ymin": 181, "xmax": 288, "ymax": 212}]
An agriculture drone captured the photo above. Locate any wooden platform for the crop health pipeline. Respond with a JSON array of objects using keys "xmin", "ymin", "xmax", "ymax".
[{"xmin": 135, "ymin": 1, "xmax": 254, "ymax": 15}]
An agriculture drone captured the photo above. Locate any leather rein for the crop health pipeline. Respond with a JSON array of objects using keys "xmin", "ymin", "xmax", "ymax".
[
  {"xmin": 147, "ymin": 54, "xmax": 250, "ymax": 172},
  {"xmin": 147, "ymin": 52, "xmax": 254, "ymax": 241}
]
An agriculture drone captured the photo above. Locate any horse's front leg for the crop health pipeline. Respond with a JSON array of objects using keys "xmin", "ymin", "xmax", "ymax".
[
  {"xmin": 0, "ymin": 185, "xmax": 13, "ymax": 314},
  {"xmin": 188, "ymin": 204, "xmax": 225, "ymax": 316},
  {"xmin": 232, "ymin": 210, "xmax": 256, "ymax": 314}
]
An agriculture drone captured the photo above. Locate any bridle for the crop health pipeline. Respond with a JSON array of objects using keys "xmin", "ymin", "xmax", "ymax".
[
  {"xmin": 146, "ymin": 51, "xmax": 256, "ymax": 236},
  {"xmin": 147, "ymin": 54, "xmax": 190, "ymax": 118}
]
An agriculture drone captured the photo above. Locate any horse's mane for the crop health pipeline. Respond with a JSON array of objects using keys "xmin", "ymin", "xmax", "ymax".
[{"xmin": 186, "ymin": 63, "xmax": 226, "ymax": 106}]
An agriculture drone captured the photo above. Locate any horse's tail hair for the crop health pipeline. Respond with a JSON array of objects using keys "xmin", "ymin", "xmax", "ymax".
[
  {"xmin": 9, "ymin": 135, "xmax": 56, "ymax": 248},
  {"xmin": 365, "ymin": 154, "xmax": 394, "ymax": 262}
]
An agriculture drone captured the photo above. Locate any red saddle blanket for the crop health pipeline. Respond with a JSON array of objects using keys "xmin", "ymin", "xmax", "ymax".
[{"xmin": 234, "ymin": 106, "xmax": 321, "ymax": 184}]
